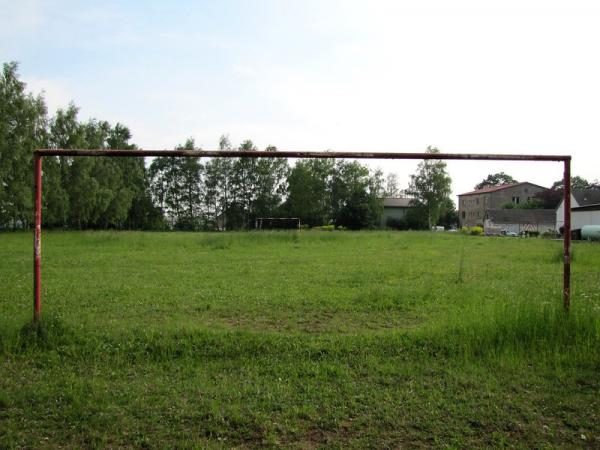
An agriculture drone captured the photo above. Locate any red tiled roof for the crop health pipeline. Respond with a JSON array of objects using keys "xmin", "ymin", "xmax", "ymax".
[{"xmin": 459, "ymin": 182, "xmax": 547, "ymax": 197}]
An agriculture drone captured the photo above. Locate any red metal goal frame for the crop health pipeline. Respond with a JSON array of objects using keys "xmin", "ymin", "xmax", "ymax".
[{"xmin": 32, "ymin": 149, "xmax": 572, "ymax": 322}]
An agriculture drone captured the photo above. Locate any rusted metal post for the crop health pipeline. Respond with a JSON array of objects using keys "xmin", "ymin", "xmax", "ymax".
[
  {"xmin": 563, "ymin": 158, "xmax": 571, "ymax": 313},
  {"xmin": 33, "ymin": 154, "xmax": 42, "ymax": 323}
]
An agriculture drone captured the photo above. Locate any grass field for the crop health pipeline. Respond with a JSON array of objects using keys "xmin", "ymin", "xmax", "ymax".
[{"xmin": 1, "ymin": 230, "xmax": 600, "ymax": 448}]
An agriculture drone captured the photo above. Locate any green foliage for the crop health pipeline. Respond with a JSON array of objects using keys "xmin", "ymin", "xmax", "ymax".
[
  {"xmin": 537, "ymin": 176, "xmax": 600, "ymax": 209},
  {"xmin": 0, "ymin": 62, "xmax": 162, "ymax": 230},
  {"xmin": 1, "ymin": 61, "xmax": 388, "ymax": 232},
  {"xmin": 284, "ymin": 159, "xmax": 382, "ymax": 229},
  {"xmin": 474, "ymin": 172, "xmax": 517, "ymax": 190},
  {"xmin": 551, "ymin": 175, "xmax": 594, "ymax": 191},
  {"xmin": 503, "ymin": 198, "xmax": 545, "ymax": 210},
  {"xmin": 149, "ymin": 138, "xmax": 290, "ymax": 231},
  {"xmin": 460, "ymin": 226, "xmax": 483, "ymax": 235},
  {"xmin": 406, "ymin": 146, "xmax": 453, "ymax": 229},
  {"xmin": 469, "ymin": 226, "xmax": 483, "ymax": 235},
  {"xmin": 384, "ymin": 172, "xmax": 400, "ymax": 197},
  {"xmin": 437, "ymin": 197, "xmax": 459, "ymax": 229},
  {"xmin": 315, "ymin": 224, "xmax": 335, "ymax": 231},
  {"xmin": 385, "ymin": 217, "xmax": 406, "ymax": 230},
  {"xmin": 0, "ymin": 62, "xmax": 47, "ymax": 229}
]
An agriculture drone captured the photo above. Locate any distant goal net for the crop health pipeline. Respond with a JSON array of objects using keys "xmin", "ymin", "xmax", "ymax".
[{"xmin": 256, "ymin": 217, "xmax": 301, "ymax": 230}]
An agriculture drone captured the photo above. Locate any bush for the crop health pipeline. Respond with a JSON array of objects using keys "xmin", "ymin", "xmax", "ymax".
[
  {"xmin": 460, "ymin": 226, "xmax": 483, "ymax": 236},
  {"xmin": 470, "ymin": 226, "xmax": 483, "ymax": 235},
  {"xmin": 314, "ymin": 225, "xmax": 335, "ymax": 231},
  {"xmin": 386, "ymin": 217, "xmax": 408, "ymax": 230}
]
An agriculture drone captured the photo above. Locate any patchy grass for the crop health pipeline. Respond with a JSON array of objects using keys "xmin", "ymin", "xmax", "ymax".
[{"xmin": 1, "ymin": 230, "xmax": 599, "ymax": 448}]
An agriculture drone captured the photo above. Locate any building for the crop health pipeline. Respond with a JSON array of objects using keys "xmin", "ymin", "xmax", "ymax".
[
  {"xmin": 572, "ymin": 204, "xmax": 600, "ymax": 231},
  {"xmin": 380, "ymin": 197, "xmax": 412, "ymax": 228},
  {"xmin": 458, "ymin": 182, "xmax": 549, "ymax": 227},
  {"xmin": 556, "ymin": 190, "xmax": 600, "ymax": 233},
  {"xmin": 483, "ymin": 209, "xmax": 556, "ymax": 236}
]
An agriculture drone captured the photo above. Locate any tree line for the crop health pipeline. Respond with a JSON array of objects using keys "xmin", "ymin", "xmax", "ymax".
[{"xmin": 7, "ymin": 62, "xmax": 434, "ymax": 231}]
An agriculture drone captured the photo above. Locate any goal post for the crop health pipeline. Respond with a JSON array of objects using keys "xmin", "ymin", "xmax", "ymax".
[
  {"xmin": 32, "ymin": 149, "xmax": 572, "ymax": 323},
  {"xmin": 256, "ymin": 217, "xmax": 301, "ymax": 230}
]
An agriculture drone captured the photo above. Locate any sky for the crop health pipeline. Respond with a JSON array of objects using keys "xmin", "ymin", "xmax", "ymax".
[{"xmin": 2, "ymin": 0, "xmax": 600, "ymax": 202}]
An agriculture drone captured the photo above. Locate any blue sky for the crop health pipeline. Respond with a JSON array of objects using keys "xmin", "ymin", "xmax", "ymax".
[{"xmin": 2, "ymin": 0, "xmax": 600, "ymax": 200}]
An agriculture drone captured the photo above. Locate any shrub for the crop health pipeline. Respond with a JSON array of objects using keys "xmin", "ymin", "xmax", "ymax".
[
  {"xmin": 386, "ymin": 217, "xmax": 408, "ymax": 230},
  {"xmin": 469, "ymin": 226, "xmax": 483, "ymax": 236},
  {"xmin": 314, "ymin": 225, "xmax": 335, "ymax": 231}
]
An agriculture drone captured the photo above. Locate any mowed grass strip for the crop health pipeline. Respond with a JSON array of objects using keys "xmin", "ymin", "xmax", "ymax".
[{"xmin": 1, "ymin": 231, "xmax": 599, "ymax": 448}]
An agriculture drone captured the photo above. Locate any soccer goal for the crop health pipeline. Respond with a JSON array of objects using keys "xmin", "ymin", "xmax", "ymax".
[
  {"xmin": 256, "ymin": 217, "xmax": 301, "ymax": 230},
  {"xmin": 31, "ymin": 149, "xmax": 573, "ymax": 322}
]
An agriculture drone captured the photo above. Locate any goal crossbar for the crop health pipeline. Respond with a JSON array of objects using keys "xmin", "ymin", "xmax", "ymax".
[{"xmin": 31, "ymin": 149, "xmax": 573, "ymax": 323}]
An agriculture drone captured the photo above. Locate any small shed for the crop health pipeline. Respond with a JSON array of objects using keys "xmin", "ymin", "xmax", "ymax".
[
  {"xmin": 484, "ymin": 209, "xmax": 556, "ymax": 235},
  {"xmin": 381, "ymin": 197, "xmax": 411, "ymax": 228}
]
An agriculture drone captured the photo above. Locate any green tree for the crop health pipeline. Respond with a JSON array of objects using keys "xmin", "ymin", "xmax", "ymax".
[
  {"xmin": 46, "ymin": 104, "xmax": 87, "ymax": 226},
  {"xmin": 474, "ymin": 172, "xmax": 516, "ymax": 190},
  {"xmin": 203, "ymin": 135, "xmax": 234, "ymax": 230},
  {"xmin": 148, "ymin": 156, "xmax": 175, "ymax": 226},
  {"xmin": 148, "ymin": 139, "xmax": 203, "ymax": 230},
  {"xmin": 384, "ymin": 173, "xmax": 401, "ymax": 197},
  {"xmin": 252, "ymin": 145, "xmax": 289, "ymax": 221},
  {"xmin": 550, "ymin": 176, "xmax": 593, "ymax": 192},
  {"xmin": 285, "ymin": 159, "xmax": 335, "ymax": 226},
  {"xmin": 406, "ymin": 146, "xmax": 452, "ymax": 229},
  {"xmin": 331, "ymin": 161, "xmax": 383, "ymax": 229},
  {"xmin": 0, "ymin": 62, "xmax": 47, "ymax": 229},
  {"xmin": 534, "ymin": 175, "xmax": 598, "ymax": 209},
  {"xmin": 173, "ymin": 138, "xmax": 203, "ymax": 230},
  {"xmin": 437, "ymin": 198, "xmax": 459, "ymax": 229},
  {"xmin": 229, "ymin": 140, "xmax": 256, "ymax": 228}
]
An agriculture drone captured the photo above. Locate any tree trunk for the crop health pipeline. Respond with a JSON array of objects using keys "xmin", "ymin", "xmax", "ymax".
[{"xmin": 428, "ymin": 205, "xmax": 432, "ymax": 229}]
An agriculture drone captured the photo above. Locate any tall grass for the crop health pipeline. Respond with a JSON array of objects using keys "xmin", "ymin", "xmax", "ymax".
[{"xmin": 421, "ymin": 296, "xmax": 600, "ymax": 366}]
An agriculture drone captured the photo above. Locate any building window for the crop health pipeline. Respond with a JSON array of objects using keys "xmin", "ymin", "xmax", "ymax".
[
  {"xmin": 476, "ymin": 198, "xmax": 479, "ymax": 205},
  {"xmin": 512, "ymin": 196, "xmax": 520, "ymax": 204},
  {"xmin": 462, "ymin": 211, "xmax": 465, "ymax": 219}
]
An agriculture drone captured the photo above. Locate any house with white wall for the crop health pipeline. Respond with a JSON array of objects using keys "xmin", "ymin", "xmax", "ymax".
[{"xmin": 556, "ymin": 190, "xmax": 600, "ymax": 233}]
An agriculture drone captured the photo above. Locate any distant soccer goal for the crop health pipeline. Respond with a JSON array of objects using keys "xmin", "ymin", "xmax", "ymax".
[{"xmin": 256, "ymin": 217, "xmax": 301, "ymax": 230}]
